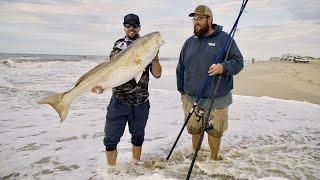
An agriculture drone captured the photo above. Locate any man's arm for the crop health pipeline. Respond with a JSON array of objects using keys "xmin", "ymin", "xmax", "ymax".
[
  {"xmin": 221, "ymin": 39, "xmax": 244, "ymax": 76},
  {"xmin": 176, "ymin": 43, "xmax": 187, "ymax": 94},
  {"xmin": 150, "ymin": 51, "xmax": 162, "ymax": 78},
  {"xmin": 208, "ymin": 39, "xmax": 243, "ymax": 76}
]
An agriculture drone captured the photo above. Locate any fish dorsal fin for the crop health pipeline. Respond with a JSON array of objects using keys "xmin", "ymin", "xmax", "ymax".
[
  {"xmin": 135, "ymin": 70, "xmax": 144, "ymax": 83},
  {"xmin": 75, "ymin": 62, "xmax": 107, "ymax": 87}
]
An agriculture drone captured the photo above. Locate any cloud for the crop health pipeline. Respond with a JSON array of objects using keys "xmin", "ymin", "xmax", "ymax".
[
  {"xmin": 242, "ymin": 20, "xmax": 319, "ymax": 41},
  {"xmin": 237, "ymin": 20, "xmax": 320, "ymax": 59},
  {"xmin": 280, "ymin": 0, "xmax": 320, "ymax": 21},
  {"xmin": 0, "ymin": 0, "xmax": 319, "ymax": 59}
]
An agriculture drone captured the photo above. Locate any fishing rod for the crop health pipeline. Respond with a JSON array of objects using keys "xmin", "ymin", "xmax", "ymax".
[{"xmin": 166, "ymin": 0, "xmax": 249, "ymax": 179}]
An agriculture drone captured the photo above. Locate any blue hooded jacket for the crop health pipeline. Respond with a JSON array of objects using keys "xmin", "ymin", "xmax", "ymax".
[{"xmin": 176, "ymin": 24, "xmax": 243, "ymax": 99}]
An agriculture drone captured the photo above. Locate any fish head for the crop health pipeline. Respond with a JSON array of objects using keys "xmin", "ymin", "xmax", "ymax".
[
  {"xmin": 134, "ymin": 31, "xmax": 165, "ymax": 65},
  {"xmin": 130, "ymin": 32, "xmax": 164, "ymax": 68},
  {"xmin": 147, "ymin": 31, "xmax": 165, "ymax": 48}
]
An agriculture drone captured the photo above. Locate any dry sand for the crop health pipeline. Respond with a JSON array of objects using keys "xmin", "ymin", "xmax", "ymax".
[{"xmin": 233, "ymin": 60, "xmax": 320, "ymax": 105}]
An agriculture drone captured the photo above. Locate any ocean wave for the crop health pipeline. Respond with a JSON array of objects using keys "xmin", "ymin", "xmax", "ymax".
[
  {"xmin": 0, "ymin": 76, "xmax": 60, "ymax": 95},
  {"xmin": 0, "ymin": 58, "xmax": 100, "ymax": 69},
  {"xmin": 0, "ymin": 58, "xmax": 16, "ymax": 67},
  {"xmin": 0, "ymin": 85, "xmax": 56, "ymax": 96},
  {"xmin": 0, "ymin": 54, "xmax": 177, "ymax": 70},
  {"xmin": 0, "ymin": 77, "xmax": 14, "ymax": 88}
]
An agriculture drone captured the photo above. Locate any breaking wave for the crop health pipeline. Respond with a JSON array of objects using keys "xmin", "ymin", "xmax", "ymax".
[{"xmin": 0, "ymin": 77, "xmax": 14, "ymax": 88}]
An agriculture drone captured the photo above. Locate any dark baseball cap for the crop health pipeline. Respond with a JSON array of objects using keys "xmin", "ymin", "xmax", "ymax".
[{"xmin": 123, "ymin": 13, "xmax": 140, "ymax": 25}]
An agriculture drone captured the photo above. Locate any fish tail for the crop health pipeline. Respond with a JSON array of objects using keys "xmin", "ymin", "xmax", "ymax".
[{"xmin": 37, "ymin": 92, "xmax": 72, "ymax": 123}]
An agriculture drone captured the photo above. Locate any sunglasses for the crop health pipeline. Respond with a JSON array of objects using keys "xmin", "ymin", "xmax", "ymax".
[{"xmin": 124, "ymin": 23, "xmax": 140, "ymax": 29}]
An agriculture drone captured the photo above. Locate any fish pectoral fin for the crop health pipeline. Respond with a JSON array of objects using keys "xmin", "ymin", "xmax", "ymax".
[{"xmin": 135, "ymin": 70, "xmax": 144, "ymax": 83}]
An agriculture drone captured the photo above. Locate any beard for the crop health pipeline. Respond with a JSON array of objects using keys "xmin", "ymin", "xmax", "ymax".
[
  {"xmin": 127, "ymin": 30, "xmax": 139, "ymax": 40},
  {"xmin": 194, "ymin": 22, "xmax": 210, "ymax": 37}
]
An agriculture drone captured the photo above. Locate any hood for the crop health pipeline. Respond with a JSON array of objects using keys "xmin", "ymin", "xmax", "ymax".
[{"xmin": 208, "ymin": 24, "xmax": 223, "ymax": 38}]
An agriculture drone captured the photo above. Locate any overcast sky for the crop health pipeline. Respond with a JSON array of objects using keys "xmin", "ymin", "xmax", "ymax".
[{"xmin": 0, "ymin": 0, "xmax": 319, "ymax": 59}]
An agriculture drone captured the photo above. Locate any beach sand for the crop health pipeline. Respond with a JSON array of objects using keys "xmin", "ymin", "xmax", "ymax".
[{"xmin": 233, "ymin": 60, "xmax": 320, "ymax": 105}]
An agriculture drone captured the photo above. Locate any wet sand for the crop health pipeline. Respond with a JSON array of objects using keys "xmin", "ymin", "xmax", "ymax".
[{"xmin": 233, "ymin": 60, "xmax": 320, "ymax": 105}]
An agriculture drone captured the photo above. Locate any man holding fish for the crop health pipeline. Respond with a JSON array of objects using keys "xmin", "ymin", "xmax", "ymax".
[{"xmin": 91, "ymin": 13, "xmax": 162, "ymax": 169}]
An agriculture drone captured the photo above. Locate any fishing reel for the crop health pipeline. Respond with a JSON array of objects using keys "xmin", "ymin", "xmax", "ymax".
[
  {"xmin": 205, "ymin": 120, "xmax": 214, "ymax": 131},
  {"xmin": 194, "ymin": 107, "xmax": 205, "ymax": 122},
  {"xmin": 194, "ymin": 106, "xmax": 214, "ymax": 131}
]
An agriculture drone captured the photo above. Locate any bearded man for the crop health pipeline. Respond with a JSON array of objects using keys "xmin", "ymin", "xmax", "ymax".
[{"xmin": 176, "ymin": 5, "xmax": 243, "ymax": 160}]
